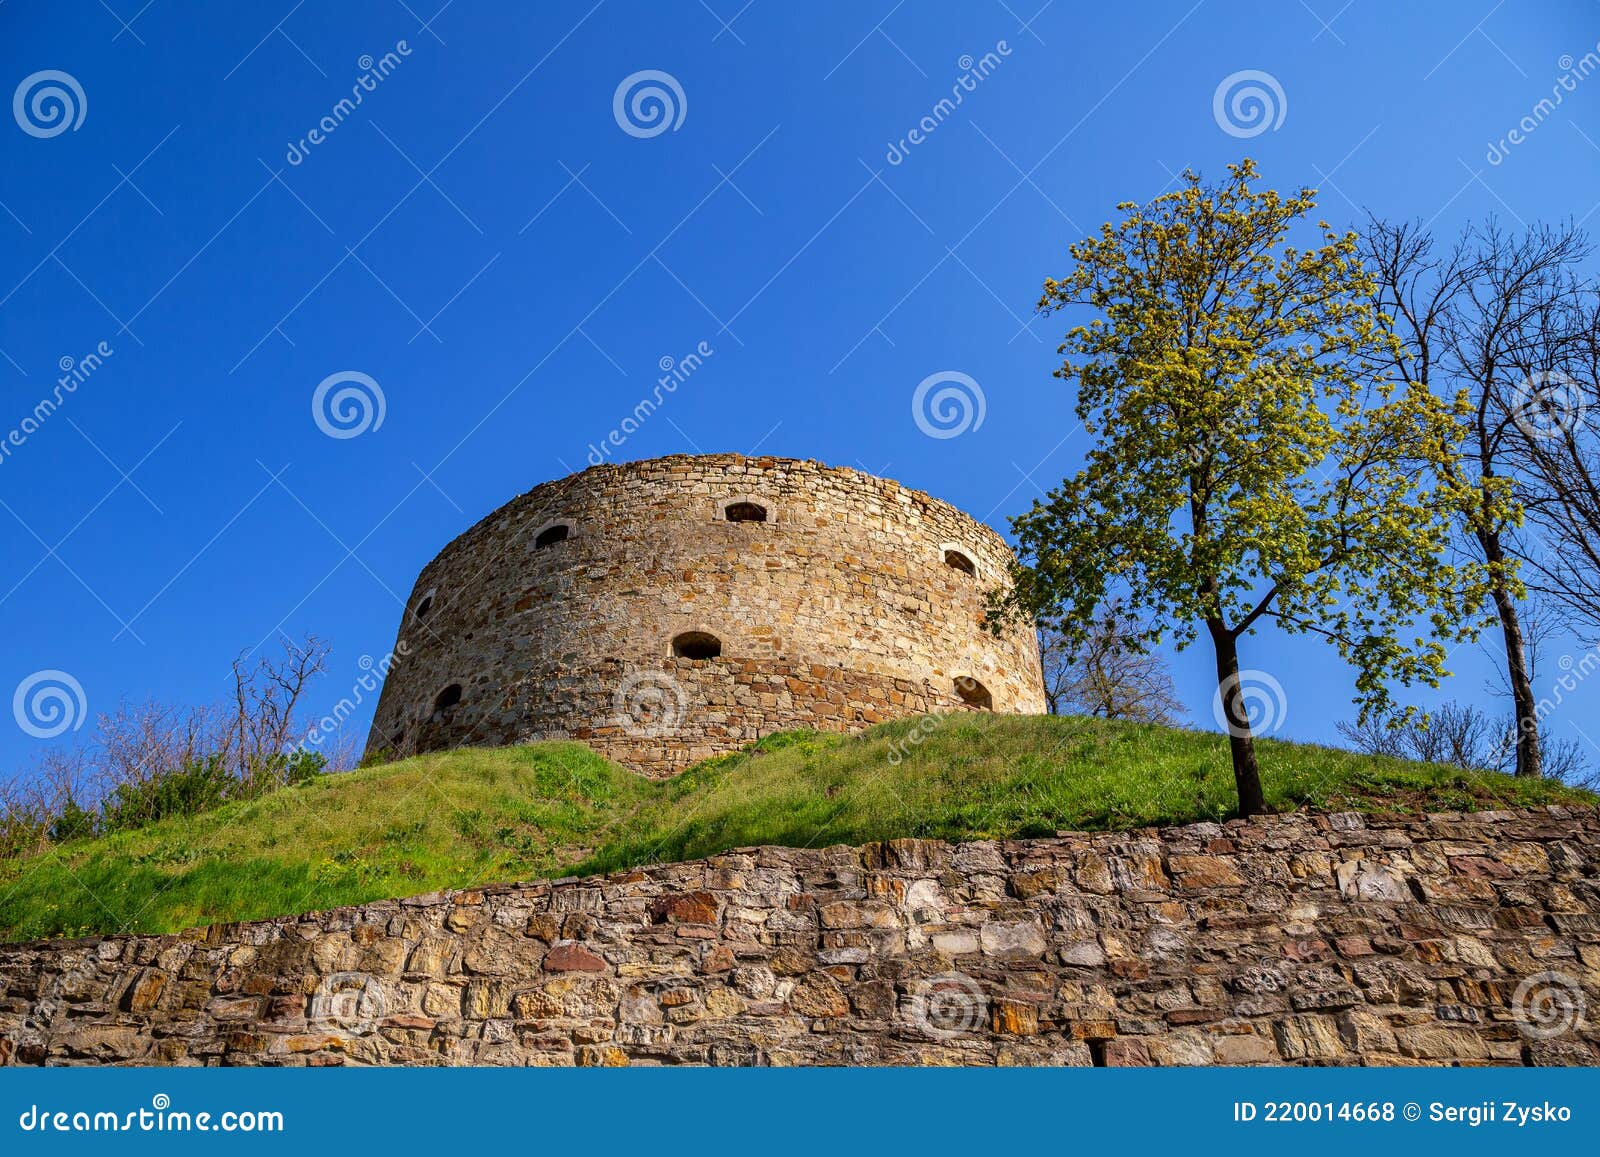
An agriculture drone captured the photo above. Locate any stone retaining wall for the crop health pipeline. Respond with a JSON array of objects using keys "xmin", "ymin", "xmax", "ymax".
[{"xmin": 2, "ymin": 806, "xmax": 1598, "ymax": 1066}]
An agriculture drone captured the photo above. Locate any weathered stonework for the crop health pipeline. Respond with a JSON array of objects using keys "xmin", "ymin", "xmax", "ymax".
[
  {"xmin": 364, "ymin": 454, "xmax": 1047, "ymax": 776},
  {"xmin": 3, "ymin": 807, "xmax": 1597, "ymax": 1067}
]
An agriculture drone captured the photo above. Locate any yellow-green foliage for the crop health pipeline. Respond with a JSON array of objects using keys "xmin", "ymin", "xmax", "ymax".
[{"xmin": 1008, "ymin": 160, "xmax": 1494, "ymax": 723}]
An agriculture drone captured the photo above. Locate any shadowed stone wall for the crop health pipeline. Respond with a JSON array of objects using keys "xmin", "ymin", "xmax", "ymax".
[
  {"xmin": 3, "ymin": 806, "xmax": 1597, "ymax": 1067},
  {"xmin": 363, "ymin": 454, "xmax": 1047, "ymax": 777}
]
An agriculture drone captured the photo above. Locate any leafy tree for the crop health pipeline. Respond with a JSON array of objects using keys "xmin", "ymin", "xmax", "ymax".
[{"xmin": 998, "ymin": 162, "xmax": 1491, "ymax": 816}]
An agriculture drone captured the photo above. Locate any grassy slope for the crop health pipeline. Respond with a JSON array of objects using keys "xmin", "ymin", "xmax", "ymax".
[{"xmin": 2, "ymin": 713, "xmax": 1592, "ymax": 941}]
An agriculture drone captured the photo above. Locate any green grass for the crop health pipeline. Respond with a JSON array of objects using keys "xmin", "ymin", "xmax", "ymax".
[{"xmin": 2, "ymin": 713, "xmax": 1592, "ymax": 942}]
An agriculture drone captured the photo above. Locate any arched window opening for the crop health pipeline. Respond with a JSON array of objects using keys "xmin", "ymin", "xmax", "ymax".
[
  {"xmin": 414, "ymin": 592, "xmax": 435, "ymax": 620},
  {"xmin": 535, "ymin": 523, "xmax": 571, "ymax": 549},
  {"xmin": 433, "ymin": 683, "xmax": 463, "ymax": 714},
  {"xmin": 954, "ymin": 676, "xmax": 992, "ymax": 710},
  {"xmin": 723, "ymin": 501, "xmax": 768, "ymax": 523},
  {"xmin": 672, "ymin": 631, "xmax": 722, "ymax": 660},
  {"xmin": 944, "ymin": 549, "xmax": 976, "ymax": 576}
]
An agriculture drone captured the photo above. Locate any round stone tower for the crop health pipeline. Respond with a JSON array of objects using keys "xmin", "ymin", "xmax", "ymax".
[{"xmin": 365, "ymin": 454, "xmax": 1046, "ymax": 776}]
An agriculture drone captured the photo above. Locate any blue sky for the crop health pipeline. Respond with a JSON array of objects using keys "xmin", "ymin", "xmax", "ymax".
[{"xmin": 2, "ymin": 0, "xmax": 1599, "ymax": 776}]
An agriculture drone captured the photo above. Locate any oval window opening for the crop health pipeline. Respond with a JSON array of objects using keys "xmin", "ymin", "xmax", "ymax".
[
  {"xmin": 414, "ymin": 594, "xmax": 434, "ymax": 620},
  {"xmin": 535, "ymin": 524, "xmax": 570, "ymax": 549},
  {"xmin": 672, "ymin": 631, "xmax": 722, "ymax": 660},
  {"xmin": 723, "ymin": 501, "xmax": 768, "ymax": 523},
  {"xmin": 433, "ymin": 683, "xmax": 463, "ymax": 714},
  {"xmin": 944, "ymin": 549, "xmax": 976, "ymax": 576},
  {"xmin": 954, "ymin": 676, "xmax": 992, "ymax": 710}
]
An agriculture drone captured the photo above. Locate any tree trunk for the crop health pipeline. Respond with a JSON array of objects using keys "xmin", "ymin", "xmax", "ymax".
[
  {"xmin": 1480, "ymin": 531, "xmax": 1543, "ymax": 778},
  {"xmin": 1208, "ymin": 622, "xmax": 1268, "ymax": 817}
]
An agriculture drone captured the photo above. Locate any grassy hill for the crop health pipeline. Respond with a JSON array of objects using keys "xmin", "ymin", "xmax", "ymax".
[{"xmin": 2, "ymin": 712, "xmax": 1592, "ymax": 942}]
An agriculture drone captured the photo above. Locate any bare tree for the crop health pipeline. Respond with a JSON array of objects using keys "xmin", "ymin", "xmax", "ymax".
[
  {"xmin": 225, "ymin": 634, "xmax": 330, "ymax": 789},
  {"xmin": 97, "ymin": 699, "xmax": 219, "ymax": 794},
  {"xmin": 1363, "ymin": 217, "xmax": 1592, "ymax": 776},
  {"xmin": 1503, "ymin": 288, "xmax": 1600, "ymax": 639},
  {"xmin": 2, "ymin": 633, "xmax": 336, "ymax": 848},
  {"xmin": 1040, "ymin": 605, "xmax": 1184, "ymax": 723},
  {"xmin": 1338, "ymin": 699, "xmax": 1590, "ymax": 782}
]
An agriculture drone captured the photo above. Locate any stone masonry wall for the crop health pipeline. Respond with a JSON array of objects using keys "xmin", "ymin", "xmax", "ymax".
[
  {"xmin": 3, "ymin": 806, "xmax": 1597, "ymax": 1067},
  {"xmin": 364, "ymin": 454, "xmax": 1047, "ymax": 776}
]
